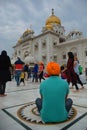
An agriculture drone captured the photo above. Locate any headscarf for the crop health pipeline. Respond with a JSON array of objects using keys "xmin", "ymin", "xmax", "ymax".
[{"xmin": 1, "ymin": 50, "xmax": 7, "ymax": 56}]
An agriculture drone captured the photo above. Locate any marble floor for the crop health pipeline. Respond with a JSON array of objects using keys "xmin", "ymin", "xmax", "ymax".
[{"xmin": 0, "ymin": 79, "xmax": 87, "ymax": 130}]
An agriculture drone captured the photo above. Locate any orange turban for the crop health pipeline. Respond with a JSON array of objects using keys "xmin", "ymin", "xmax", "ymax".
[
  {"xmin": 46, "ymin": 61, "xmax": 60, "ymax": 76},
  {"xmin": 39, "ymin": 61, "xmax": 43, "ymax": 65}
]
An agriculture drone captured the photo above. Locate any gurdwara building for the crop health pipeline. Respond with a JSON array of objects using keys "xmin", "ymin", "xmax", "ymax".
[{"xmin": 12, "ymin": 9, "xmax": 87, "ymax": 70}]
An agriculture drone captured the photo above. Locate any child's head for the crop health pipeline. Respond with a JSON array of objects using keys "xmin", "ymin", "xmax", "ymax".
[{"xmin": 61, "ymin": 66, "xmax": 65, "ymax": 71}]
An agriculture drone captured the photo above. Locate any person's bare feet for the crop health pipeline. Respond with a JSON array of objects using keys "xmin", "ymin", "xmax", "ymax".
[
  {"xmin": 70, "ymin": 86, "xmax": 74, "ymax": 89},
  {"xmin": 72, "ymin": 89, "xmax": 79, "ymax": 92},
  {"xmin": 80, "ymin": 86, "xmax": 84, "ymax": 89},
  {"xmin": 3, "ymin": 94, "xmax": 7, "ymax": 96},
  {"xmin": 0, "ymin": 94, "xmax": 7, "ymax": 97}
]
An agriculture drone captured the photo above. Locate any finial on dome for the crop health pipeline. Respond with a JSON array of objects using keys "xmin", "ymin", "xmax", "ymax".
[
  {"xmin": 52, "ymin": 8, "xmax": 54, "ymax": 15},
  {"xmin": 30, "ymin": 24, "xmax": 32, "ymax": 30}
]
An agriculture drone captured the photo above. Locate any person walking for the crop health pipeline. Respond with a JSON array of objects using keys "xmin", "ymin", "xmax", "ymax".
[
  {"xmin": 38, "ymin": 62, "xmax": 45, "ymax": 82},
  {"xmin": 32, "ymin": 63, "xmax": 39, "ymax": 82},
  {"xmin": 14, "ymin": 57, "xmax": 24, "ymax": 86},
  {"xmin": 35, "ymin": 61, "xmax": 73, "ymax": 123},
  {"xmin": 20, "ymin": 70, "xmax": 25, "ymax": 86},
  {"xmin": 67, "ymin": 52, "xmax": 79, "ymax": 91},
  {"xmin": 0, "ymin": 50, "xmax": 12, "ymax": 96},
  {"xmin": 74, "ymin": 56, "xmax": 84, "ymax": 89},
  {"xmin": 60, "ymin": 65, "xmax": 67, "ymax": 80},
  {"xmin": 78, "ymin": 65, "xmax": 83, "ymax": 75},
  {"xmin": 24, "ymin": 64, "xmax": 29, "ymax": 81}
]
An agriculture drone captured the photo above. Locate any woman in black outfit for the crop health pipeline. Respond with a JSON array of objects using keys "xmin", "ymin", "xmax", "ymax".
[{"xmin": 0, "ymin": 50, "xmax": 12, "ymax": 96}]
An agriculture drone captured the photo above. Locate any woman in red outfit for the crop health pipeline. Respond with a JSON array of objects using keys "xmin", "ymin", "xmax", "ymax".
[{"xmin": 67, "ymin": 52, "xmax": 79, "ymax": 90}]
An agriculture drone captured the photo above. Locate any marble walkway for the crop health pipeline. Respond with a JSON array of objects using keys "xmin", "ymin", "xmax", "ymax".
[{"xmin": 0, "ymin": 79, "xmax": 87, "ymax": 130}]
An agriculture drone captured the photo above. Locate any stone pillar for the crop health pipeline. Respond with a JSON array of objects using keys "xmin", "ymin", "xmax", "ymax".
[
  {"xmin": 46, "ymin": 36, "xmax": 51, "ymax": 62},
  {"xmin": 38, "ymin": 39, "xmax": 42, "ymax": 61}
]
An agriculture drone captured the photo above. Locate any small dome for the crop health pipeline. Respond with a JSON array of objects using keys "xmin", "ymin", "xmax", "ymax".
[
  {"xmin": 24, "ymin": 54, "xmax": 35, "ymax": 64},
  {"xmin": 23, "ymin": 29, "xmax": 31, "ymax": 36},
  {"xmin": 11, "ymin": 58, "xmax": 16, "ymax": 64},
  {"xmin": 18, "ymin": 38, "xmax": 22, "ymax": 43},
  {"xmin": 45, "ymin": 9, "xmax": 61, "ymax": 26}
]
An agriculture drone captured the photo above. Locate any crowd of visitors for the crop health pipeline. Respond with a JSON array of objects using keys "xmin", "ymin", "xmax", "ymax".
[
  {"xmin": 0, "ymin": 50, "xmax": 86, "ymax": 123},
  {"xmin": 13, "ymin": 58, "xmax": 46, "ymax": 86},
  {"xmin": 0, "ymin": 50, "xmax": 85, "ymax": 94}
]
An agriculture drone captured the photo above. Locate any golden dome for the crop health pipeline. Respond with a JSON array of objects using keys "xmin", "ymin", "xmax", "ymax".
[
  {"xmin": 23, "ymin": 29, "xmax": 31, "ymax": 35},
  {"xmin": 45, "ymin": 9, "xmax": 61, "ymax": 26},
  {"xmin": 45, "ymin": 24, "xmax": 53, "ymax": 30},
  {"xmin": 18, "ymin": 38, "xmax": 22, "ymax": 43}
]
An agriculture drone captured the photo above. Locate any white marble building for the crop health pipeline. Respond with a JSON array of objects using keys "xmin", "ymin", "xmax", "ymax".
[{"xmin": 12, "ymin": 9, "xmax": 87, "ymax": 70}]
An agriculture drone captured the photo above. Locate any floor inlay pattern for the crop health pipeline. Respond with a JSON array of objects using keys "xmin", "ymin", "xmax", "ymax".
[{"xmin": 17, "ymin": 102, "xmax": 77, "ymax": 125}]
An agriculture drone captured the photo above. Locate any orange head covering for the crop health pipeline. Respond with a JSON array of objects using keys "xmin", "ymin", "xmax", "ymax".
[
  {"xmin": 46, "ymin": 61, "xmax": 60, "ymax": 76},
  {"xmin": 39, "ymin": 61, "xmax": 43, "ymax": 65}
]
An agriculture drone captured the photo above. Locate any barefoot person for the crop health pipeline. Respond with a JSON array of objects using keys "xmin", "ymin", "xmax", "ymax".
[
  {"xmin": 74, "ymin": 56, "xmax": 84, "ymax": 89},
  {"xmin": 0, "ymin": 50, "xmax": 12, "ymax": 97},
  {"xmin": 35, "ymin": 61, "xmax": 73, "ymax": 123},
  {"xmin": 67, "ymin": 52, "xmax": 80, "ymax": 91}
]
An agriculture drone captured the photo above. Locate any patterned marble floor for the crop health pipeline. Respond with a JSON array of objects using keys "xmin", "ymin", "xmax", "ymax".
[{"xmin": 0, "ymin": 79, "xmax": 87, "ymax": 130}]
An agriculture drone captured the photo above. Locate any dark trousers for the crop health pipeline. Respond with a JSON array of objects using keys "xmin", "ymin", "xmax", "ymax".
[
  {"xmin": 39, "ymin": 71, "xmax": 45, "ymax": 82},
  {"xmin": 76, "ymin": 73, "xmax": 83, "ymax": 86},
  {"xmin": 35, "ymin": 98, "xmax": 73, "ymax": 113},
  {"xmin": 0, "ymin": 82, "xmax": 6, "ymax": 94},
  {"xmin": 32, "ymin": 72, "xmax": 38, "ymax": 82},
  {"xmin": 68, "ymin": 80, "xmax": 79, "ymax": 90},
  {"xmin": 71, "ymin": 73, "xmax": 83, "ymax": 90},
  {"xmin": 15, "ymin": 70, "xmax": 22, "ymax": 86}
]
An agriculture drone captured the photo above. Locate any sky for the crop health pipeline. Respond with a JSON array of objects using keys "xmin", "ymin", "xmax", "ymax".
[{"xmin": 0, "ymin": 0, "xmax": 87, "ymax": 57}]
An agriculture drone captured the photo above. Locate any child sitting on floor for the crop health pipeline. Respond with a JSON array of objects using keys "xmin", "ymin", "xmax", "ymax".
[{"xmin": 60, "ymin": 65, "xmax": 67, "ymax": 80}]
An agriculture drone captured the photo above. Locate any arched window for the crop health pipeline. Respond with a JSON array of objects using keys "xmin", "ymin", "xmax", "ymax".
[
  {"xmin": 85, "ymin": 48, "xmax": 87, "ymax": 57},
  {"xmin": 24, "ymin": 51, "xmax": 29, "ymax": 58},
  {"xmin": 62, "ymin": 52, "xmax": 66, "ymax": 59}
]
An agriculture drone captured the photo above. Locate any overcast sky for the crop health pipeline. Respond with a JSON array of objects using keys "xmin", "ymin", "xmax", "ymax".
[{"xmin": 0, "ymin": 0, "xmax": 87, "ymax": 57}]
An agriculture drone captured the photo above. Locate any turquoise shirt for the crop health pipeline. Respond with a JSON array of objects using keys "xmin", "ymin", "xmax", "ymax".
[{"xmin": 40, "ymin": 76, "xmax": 69, "ymax": 123}]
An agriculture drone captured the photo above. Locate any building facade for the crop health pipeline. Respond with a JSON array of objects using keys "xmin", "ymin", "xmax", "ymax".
[{"xmin": 12, "ymin": 9, "xmax": 87, "ymax": 71}]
